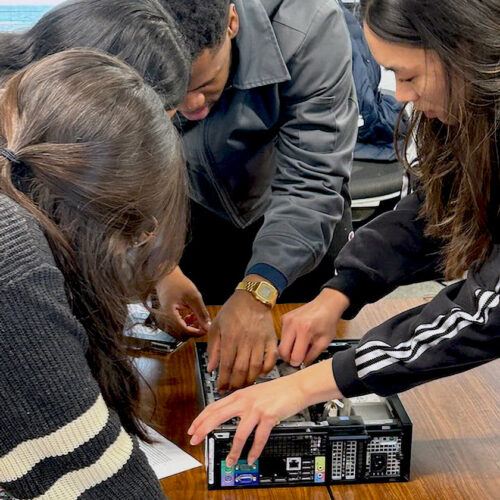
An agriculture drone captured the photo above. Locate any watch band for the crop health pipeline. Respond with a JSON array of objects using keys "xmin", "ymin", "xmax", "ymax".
[{"xmin": 237, "ymin": 281, "xmax": 259, "ymax": 293}]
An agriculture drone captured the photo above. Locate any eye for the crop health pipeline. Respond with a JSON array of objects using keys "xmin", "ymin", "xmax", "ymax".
[{"xmin": 399, "ymin": 76, "xmax": 415, "ymax": 84}]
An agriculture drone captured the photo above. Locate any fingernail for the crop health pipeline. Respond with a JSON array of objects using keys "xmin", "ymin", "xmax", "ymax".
[
  {"xmin": 187, "ymin": 427, "xmax": 193, "ymax": 435},
  {"xmin": 189, "ymin": 436, "xmax": 197, "ymax": 445},
  {"xmin": 247, "ymin": 457, "xmax": 255, "ymax": 466},
  {"xmin": 226, "ymin": 458, "xmax": 234, "ymax": 467}
]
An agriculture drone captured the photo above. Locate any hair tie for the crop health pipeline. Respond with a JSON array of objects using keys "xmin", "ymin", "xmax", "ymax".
[
  {"xmin": 0, "ymin": 147, "xmax": 20, "ymax": 164},
  {"xmin": 0, "ymin": 147, "xmax": 33, "ymax": 192}
]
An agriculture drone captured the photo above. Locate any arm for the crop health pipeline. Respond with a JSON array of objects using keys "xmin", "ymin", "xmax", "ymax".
[
  {"xmin": 246, "ymin": 0, "xmax": 358, "ymax": 290},
  {"xmin": 0, "ymin": 268, "xmax": 164, "ymax": 498},
  {"xmin": 280, "ymin": 190, "xmax": 443, "ymax": 365},
  {"xmin": 188, "ymin": 359, "xmax": 341, "ymax": 467},
  {"xmin": 208, "ymin": 1, "xmax": 357, "ymax": 390},
  {"xmin": 325, "ymin": 190, "xmax": 443, "ymax": 319},
  {"xmin": 188, "ymin": 246, "xmax": 500, "ymax": 465},
  {"xmin": 333, "ymin": 245, "xmax": 500, "ymax": 397}
]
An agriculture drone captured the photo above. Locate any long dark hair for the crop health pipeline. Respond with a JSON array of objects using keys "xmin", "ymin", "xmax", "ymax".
[
  {"xmin": 0, "ymin": 49, "xmax": 188, "ymax": 439},
  {"xmin": 361, "ymin": 0, "xmax": 500, "ymax": 278},
  {"xmin": 0, "ymin": 0, "xmax": 190, "ymax": 109}
]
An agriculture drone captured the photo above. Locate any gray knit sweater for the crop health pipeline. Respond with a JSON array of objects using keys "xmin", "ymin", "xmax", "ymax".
[{"xmin": 0, "ymin": 195, "xmax": 165, "ymax": 499}]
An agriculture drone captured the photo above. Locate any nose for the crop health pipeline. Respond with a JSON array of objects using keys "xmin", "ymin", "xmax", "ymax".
[
  {"xmin": 181, "ymin": 92, "xmax": 206, "ymax": 113},
  {"xmin": 395, "ymin": 82, "xmax": 419, "ymax": 105}
]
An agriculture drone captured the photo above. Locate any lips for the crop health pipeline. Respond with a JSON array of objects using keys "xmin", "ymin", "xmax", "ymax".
[{"xmin": 181, "ymin": 105, "xmax": 210, "ymax": 121}]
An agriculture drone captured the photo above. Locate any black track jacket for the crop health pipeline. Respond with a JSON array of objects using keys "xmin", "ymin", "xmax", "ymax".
[{"xmin": 325, "ymin": 190, "xmax": 500, "ymax": 397}]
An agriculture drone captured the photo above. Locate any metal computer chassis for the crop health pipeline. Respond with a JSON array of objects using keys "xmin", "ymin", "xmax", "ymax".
[{"xmin": 195, "ymin": 340, "xmax": 412, "ymax": 490}]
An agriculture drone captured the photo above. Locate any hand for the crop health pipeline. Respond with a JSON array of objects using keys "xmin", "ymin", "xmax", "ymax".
[
  {"xmin": 155, "ymin": 266, "xmax": 211, "ymax": 339},
  {"xmin": 207, "ymin": 288, "xmax": 278, "ymax": 390},
  {"xmin": 188, "ymin": 359, "xmax": 342, "ymax": 466},
  {"xmin": 279, "ymin": 288, "xmax": 350, "ymax": 367}
]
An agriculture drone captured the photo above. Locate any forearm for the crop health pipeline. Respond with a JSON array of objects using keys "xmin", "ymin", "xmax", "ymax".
[
  {"xmin": 0, "ymin": 272, "xmax": 164, "ymax": 499},
  {"xmin": 325, "ymin": 191, "xmax": 442, "ymax": 318},
  {"xmin": 247, "ymin": 1, "xmax": 357, "ymax": 288},
  {"xmin": 332, "ymin": 246, "xmax": 500, "ymax": 397},
  {"xmin": 294, "ymin": 359, "xmax": 343, "ymax": 407},
  {"xmin": 246, "ymin": 199, "xmax": 345, "ymax": 290}
]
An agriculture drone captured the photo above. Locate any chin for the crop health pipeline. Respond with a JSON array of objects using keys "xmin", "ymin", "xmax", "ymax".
[
  {"xmin": 422, "ymin": 109, "xmax": 454, "ymax": 125},
  {"xmin": 438, "ymin": 113, "xmax": 457, "ymax": 125}
]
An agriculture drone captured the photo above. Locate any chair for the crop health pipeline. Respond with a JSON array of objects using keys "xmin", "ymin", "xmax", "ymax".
[{"xmin": 350, "ymin": 159, "xmax": 406, "ymax": 227}]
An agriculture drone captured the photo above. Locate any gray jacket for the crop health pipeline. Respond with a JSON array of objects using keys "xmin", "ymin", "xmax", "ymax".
[{"xmin": 179, "ymin": 0, "xmax": 357, "ymax": 291}]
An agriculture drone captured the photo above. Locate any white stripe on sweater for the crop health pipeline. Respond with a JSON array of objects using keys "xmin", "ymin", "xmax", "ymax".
[
  {"xmin": 0, "ymin": 395, "xmax": 108, "ymax": 483},
  {"xmin": 356, "ymin": 290, "xmax": 492, "ymax": 360},
  {"xmin": 35, "ymin": 428, "xmax": 134, "ymax": 500},
  {"xmin": 356, "ymin": 284, "xmax": 499, "ymax": 379}
]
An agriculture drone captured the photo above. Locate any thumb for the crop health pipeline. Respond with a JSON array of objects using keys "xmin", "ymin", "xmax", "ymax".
[{"xmin": 185, "ymin": 291, "xmax": 211, "ymax": 331}]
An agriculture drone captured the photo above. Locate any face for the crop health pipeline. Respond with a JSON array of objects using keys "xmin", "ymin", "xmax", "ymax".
[
  {"xmin": 178, "ymin": 5, "xmax": 239, "ymax": 121},
  {"xmin": 364, "ymin": 25, "xmax": 450, "ymax": 123}
]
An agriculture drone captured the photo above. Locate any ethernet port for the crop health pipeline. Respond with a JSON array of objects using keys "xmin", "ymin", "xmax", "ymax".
[{"xmin": 286, "ymin": 457, "xmax": 302, "ymax": 471}]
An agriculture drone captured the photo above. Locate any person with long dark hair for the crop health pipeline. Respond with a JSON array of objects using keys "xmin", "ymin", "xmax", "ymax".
[
  {"xmin": 188, "ymin": 0, "xmax": 499, "ymax": 468},
  {"xmin": 0, "ymin": 0, "xmax": 190, "ymax": 110},
  {"xmin": 0, "ymin": 0, "xmax": 218, "ymax": 339},
  {"xmin": 0, "ymin": 49, "xmax": 187, "ymax": 498}
]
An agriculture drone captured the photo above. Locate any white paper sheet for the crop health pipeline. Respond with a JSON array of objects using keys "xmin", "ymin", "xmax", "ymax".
[{"xmin": 139, "ymin": 426, "xmax": 202, "ymax": 479}]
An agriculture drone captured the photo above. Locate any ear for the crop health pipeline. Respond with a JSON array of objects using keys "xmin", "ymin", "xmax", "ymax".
[{"xmin": 227, "ymin": 4, "xmax": 240, "ymax": 40}]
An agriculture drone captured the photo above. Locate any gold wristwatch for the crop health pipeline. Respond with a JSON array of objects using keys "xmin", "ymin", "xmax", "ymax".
[{"xmin": 236, "ymin": 280, "xmax": 278, "ymax": 307}]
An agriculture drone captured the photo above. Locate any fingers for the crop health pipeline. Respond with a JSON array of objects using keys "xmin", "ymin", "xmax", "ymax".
[
  {"xmin": 185, "ymin": 293, "xmax": 211, "ymax": 331},
  {"xmin": 228, "ymin": 347, "xmax": 251, "ymax": 389},
  {"xmin": 303, "ymin": 338, "xmax": 331, "ymax": 367},
  {"xmin": 153, "ymin": 308, "xmax": 189, "ymax": 340},
  {"xmin": 188, "ymin": 397, "xmax": 241, "ymax": 445},
  {"xmin": 190, "ymin": 408, "xmax": 268, "ymax": 468},
  {"xmin": 223, "ymin": 342, "xmax": 277, "ymax": 389},
  {"xmin": 174, "ymin": 309, "xmax": 205, "ymax": 337},
  {"xmin": 182, "ymin": 325, "xmax": 207, "ymax": 337},
  {"xmin": 246, "ymin": 342, "xmax": 265, "ymax": 386},
  {"xmin": 224, "ymin": 337, "xmax": 275, "ymax": 389},
  {"xmin": 188, "ymin": 395, "xmax": 232, "ymax": 434},
  {"xmin": 289, "ymin": 330, "xmax": 310, "ymax": 367},
  {"xmin": 217, "ymin": 340, "xmax": 237, "ymax": 390},
  {"xmin": 278, "ymin": 315, "xmax": 296, "ymax": 363},
  {"xmin": 262, "ymin": 340, "xmax": 278, "ymax": 375},
  {"xmin": 247, "ymin": 419, "xmax": 275, "ymax": 465},
  {"xmin": 207, "ymin": 326, "xmax": 221, "ymax": 372},
  {"xmin": 225, "ymin": 415, "xmax": 259, "ymax": 467}
]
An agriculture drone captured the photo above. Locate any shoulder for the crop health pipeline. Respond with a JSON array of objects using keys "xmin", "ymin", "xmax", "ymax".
[
  {"xmin": 0, "ymin": 194, "xmax": 59, "ymax": 287},
  {"xmin": 261, "ymin": 0, "xmax": 347, "ymax": 60},
  {"xmin": 263, "ymin": 0, "xmax": 342, "ymax": 31}
]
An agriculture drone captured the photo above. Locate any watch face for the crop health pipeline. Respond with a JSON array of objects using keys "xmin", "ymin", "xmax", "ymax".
[{"xmin": 258, "ymin": 283, "xmax": 274, "ymax": 300}]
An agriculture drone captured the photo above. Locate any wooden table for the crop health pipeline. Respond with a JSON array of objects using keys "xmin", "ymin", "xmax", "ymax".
[{"xmin": 134, "ymin": 299, "xmax": 500, "ymax": 499}]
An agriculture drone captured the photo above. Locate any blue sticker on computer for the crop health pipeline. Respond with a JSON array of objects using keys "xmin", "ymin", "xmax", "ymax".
[{"xmin": 221, "ymin": 460, "xmax": 259, "ymax": 487}]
